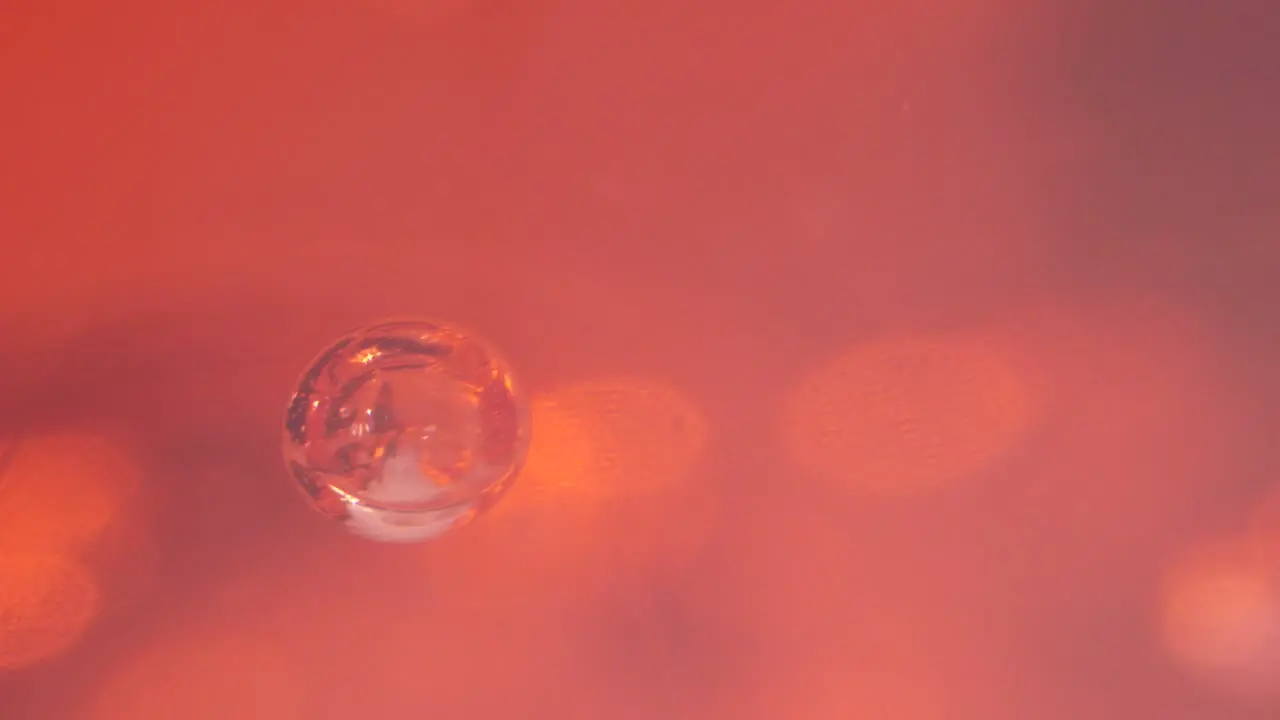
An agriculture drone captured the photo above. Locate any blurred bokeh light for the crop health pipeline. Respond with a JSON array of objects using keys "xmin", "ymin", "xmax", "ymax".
[
  {"xmin": 522, "ymin": 378, "xmax": 708, "ymax": 498},
  {"xmin": 784, "ymin": 334, "xmax": 1031, "ymax": 497},
  {"xmin": 0, "ymin": 433, "xmax": 152, "ymax": 670},
  {"xmin": 1159, "ymin": 534, "xmax": 1280, "ymax": 699},
  {"xmin": 0, "ymin": 433, "xmax": 142, "ymax": 551},
  {"xmin": 0, "ymin": 553, "xmax": 102, "ymax": 671},
  {"xmin": 426, "ymin": 378, "xmax": 714, "ymax": 605}
]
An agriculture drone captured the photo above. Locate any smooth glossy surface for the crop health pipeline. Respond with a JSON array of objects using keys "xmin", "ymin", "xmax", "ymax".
[{"xmin": 283, "ymin": 320, "xmax": 527, "ymax": 542}]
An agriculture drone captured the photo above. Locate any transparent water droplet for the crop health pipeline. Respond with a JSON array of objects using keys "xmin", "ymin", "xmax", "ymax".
[{"xmin": 282, "ymin": 319, "xmax": 529, "ymax": 542}]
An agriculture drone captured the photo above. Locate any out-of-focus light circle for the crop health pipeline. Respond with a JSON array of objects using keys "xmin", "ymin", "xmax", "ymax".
[
  {"xmin": 509, "ymin": 394, "xmax": 598, "ymax": 502},
  {"xmin": 0, "ymin": 553, "xmax": 102, "ymax": 670},
  {"xmin": 0, "ymin": 434, "xmax": 150, "ymax": 666},
  {"xmin": 85, "ymin": 633, "xmax": 304, "ymax": 720},
  {"xmin": 1159, "ymin": 536, "xmax": 1280, "ymax": 697},
  {"xmin": 520, "ymin": 378, "xmax": 708, "ymax": 498},
  {"xmin": 431, "ymin": 378, "xmax": 711, "ymax": 603},
  {"xmin": 0, "ymin": 433, "xmax": 142, "ymax": 550},
  {"xmin": 784, "ymin": 335, "xmax": 1030, "ymax": 496},
  {"xmin": 491, "ymin": 378, "xmax": 709, "ymax": 568},
  {"xmin": 283, "ymin": 319, "xmax": 529, "ymax": 543}
]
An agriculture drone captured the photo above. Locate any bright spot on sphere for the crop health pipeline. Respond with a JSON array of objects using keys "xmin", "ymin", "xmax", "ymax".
[
  {"xmin": 784, "ymin": 335, "xmax": 1030, "ymax": 497},
  {"xmin": 282, "ymin": 319, "xmax": 529, "ymax": 543},
  {"xmin": 0, "ymin": 553, "xmax": 102, "ymax": 670}
]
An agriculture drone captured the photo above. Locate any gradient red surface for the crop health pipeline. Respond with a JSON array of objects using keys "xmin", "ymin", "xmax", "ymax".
[{"xmin": 2, "ymin": 2, "xmax": 1278, "ymax": 718}]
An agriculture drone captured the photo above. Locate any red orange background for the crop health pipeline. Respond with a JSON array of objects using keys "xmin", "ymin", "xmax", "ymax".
[{"xmin": 2, "ymin": 1, "xmax": 1279, "ymax": 718}]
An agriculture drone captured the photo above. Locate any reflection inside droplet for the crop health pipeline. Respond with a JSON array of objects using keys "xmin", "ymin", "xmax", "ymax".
[{"xmin": 283, "ymin": 319, "xmax": 529, "ymax": 543}]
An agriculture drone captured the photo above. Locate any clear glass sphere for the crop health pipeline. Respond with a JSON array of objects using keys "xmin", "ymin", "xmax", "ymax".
[{"xmin": 282, "ymin": 319, "xmax": 529, "ymax": 542}]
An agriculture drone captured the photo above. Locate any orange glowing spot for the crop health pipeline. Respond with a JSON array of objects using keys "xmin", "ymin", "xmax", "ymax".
[
  {"xmin": 0, "ymin": 553, "xmax": 102, "ymax": 670},
  {"xmin": 516, "ymin": 395, "xmax": 599, "ymax": 500},
  {"xmin": 518, "ymin": 378, "xmax": 709, "ymax": 499},
  {"xmin": 784, "ymin": 335, "xmax": 1030, "ymax": 496},
  {"xmin": 0, "ymin": 433, "xmax": 142, "ymax": 550},
  {"xmin": 434, "ymin": 379, "xmax": 712, "ymax": 605},
  {"xmin": 85, "ymin": 633, "xmax": 304, "ymax": 720},
  {"xmin": 1159, "ymin": 536, "xmax": 1280, "ymax": 697}
]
